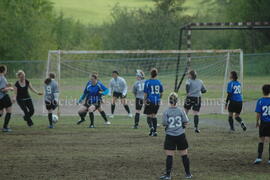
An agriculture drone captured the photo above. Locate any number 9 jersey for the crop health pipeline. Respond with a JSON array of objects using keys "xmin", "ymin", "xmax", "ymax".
[{"xmin": 162, "ymin": 106, "xmax": 189, "ymax": 136}]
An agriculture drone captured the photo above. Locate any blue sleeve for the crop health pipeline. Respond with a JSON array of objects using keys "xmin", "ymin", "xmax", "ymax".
[
  {"xmin": 99, "ymin": 82, "xmax": 108, "ymax": 91},
  {"xmin": 144, "ymin": 81, "xmax": 148, "ymax": 93},
  {"xmin": 255, "ymin": 99, "xmax": 262, "ymax": 113},
  {"xmin": 227, "ymin": 82, "xmax": 232, "ymax": 93},
  {"xmin": 160, "ymin": 81, "xmax": 164, "ymax": 93}
]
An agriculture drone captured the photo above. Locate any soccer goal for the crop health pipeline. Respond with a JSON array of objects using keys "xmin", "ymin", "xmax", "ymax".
[{"xmin": 46, "ymin": 49, "xmax": 243, "ymax": 115}]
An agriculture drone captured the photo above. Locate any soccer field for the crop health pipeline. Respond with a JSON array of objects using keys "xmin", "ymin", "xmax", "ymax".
[{"xmin": 0, "ymin": 114, "xmax": 269, "ymax": 180}]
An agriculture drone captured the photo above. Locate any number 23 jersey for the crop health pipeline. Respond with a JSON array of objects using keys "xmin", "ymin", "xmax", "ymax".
[
  {"xmin": 227, "ymin": 80, "xmax": 242, "ymax": 102},
  {"xmin": 144, "ymin": 79, "xmax": 163, "ymax": 103},
  {"xmin": 162, "ymin": 106, "xmax": 189, "ymax": 136}
]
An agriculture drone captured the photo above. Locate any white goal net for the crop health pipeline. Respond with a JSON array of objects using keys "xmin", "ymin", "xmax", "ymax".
[{"xmin": 46, "ymin": 49, "xmax": 243, "ymax": 115}]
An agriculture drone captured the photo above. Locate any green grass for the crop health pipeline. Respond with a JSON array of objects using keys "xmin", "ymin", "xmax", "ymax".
[
  {"xmin": 51, "ymin": 0, "xmax": 154, "ymax": 24},
  {"xmin": 0, "ymin": 113, "xmax": 269, "ymax": 180}
]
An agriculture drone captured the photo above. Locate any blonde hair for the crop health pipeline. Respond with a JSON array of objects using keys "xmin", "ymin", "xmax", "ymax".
[
  {"xmin": 16, "ymin": 70, "xmax": 25, "ymax": 77},
  {"xmin": 169, "ymin": 92, "xmax": 178, "ymax": 105}
]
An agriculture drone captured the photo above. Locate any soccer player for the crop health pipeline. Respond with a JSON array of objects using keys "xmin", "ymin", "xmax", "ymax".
[
  {"xmin": 44, "ymin": 72, "xmax": 59, "ymax": 128},
  {"xmin": 254, "ymin": 84, "xmax": 270, "ymax": 164},
  {"xmin": 144, "ymin": 68, "xmax": 163, "ymax": 136},
  {"xmin": 184, "ymin": 70, "xmax": 206, "ymax": 133},
  {"xmin": 77, "ymin": 73, "xmax": 110, "ymax": 128},
  {"xmin": 13, "ymin": 70, "xmax": 43, "ymax": 127},
  {"xmin": 225, "ymin": 71, "xmax": 247, "ymax": 131},
  {"xmin": 109, "ymin": 71, "xmax": 132, "ymax": 118},
  {"xmin": 132, "ymin": 70, "xmax": 145, "ymax": 129},
  {"xmin": 0, "ymin": 65, "xmax": 13, "ymax": 132},
  {"xmin": 160, "ymin": 92, "xmax": 192, "ymax": 179}
]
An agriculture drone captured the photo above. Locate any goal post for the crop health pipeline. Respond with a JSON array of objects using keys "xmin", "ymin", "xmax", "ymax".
[{"xmin": 46, "ymin": 49, "xmax": 243, "ymax": 115}]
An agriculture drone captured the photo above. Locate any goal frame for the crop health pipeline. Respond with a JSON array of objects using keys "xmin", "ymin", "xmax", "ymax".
[{"xmin": 47, "ymin": 49, "xmax": 243, "ymax": 115}]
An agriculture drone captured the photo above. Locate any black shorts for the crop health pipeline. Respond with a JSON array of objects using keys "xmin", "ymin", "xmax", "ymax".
[
  {"xmin": 0, "ymin": 94, "xmax": 12, "ymax": 110},
  {"xmin": 144, "ymin": 102, "xmax": 160, "ymax": 115},
  {"xmin": 84, "ymin": 101, "xmax": 101, "ymax": 110},
  {"xmin": 228, "ymin": 100, "xmax": 242, "ymax": 114},
  {"xmin": 135, "ymin": 98, "xmax": 143, "ymax": 110},
  {"xmin": 45, "ymin": 100, "xmax": 58, "ymax": 110},
  {"xmin": 184, "ymin": 96, "xmax": 201, "ymax": 112},
  {"xmin": 113, "ymin": 92, "xmax": 126, "ymax": 99},
  {"xmin": 259, "ymin": 122, "xmax": 270, "ymax": 137},
  {"xmin": 164, "ymin": 134, "xmax": 189, "ymax": 151}
]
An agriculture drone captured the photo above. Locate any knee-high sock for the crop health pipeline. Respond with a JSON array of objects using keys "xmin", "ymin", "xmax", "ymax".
[
  {"xmin": 166, "ymin": 155, "xmax": 173, "ymax": 176},
  {"xmin": 258, "ymin": 142, "xmax": 264, "ymax": 159},
  {"xmin": 152, "ymin": 117, "xmax": 157, "ymax": 132},
  {"xmin": 89, "ymin": 112, "xmax": 94, "ymax": 125},
  {"xmin": 3, "ymin": 113, "xmax": 11, "ymax": 129},
  {"xmin": 194, "ymin": 115, "xmax": 199, "ymax": 128},
  {"xmin": 48, "ymin": 113, "xmax": 53, "ymax": 126},
  {"xmin": 100, "ymin": 111, "xmax": 108, "ymax": 122},
  {"xmin": 147, "ymin": 117, "xmax": 153, "ymax": 129},
  {"xmin": 182, "ymin": 155, "xmax": 191, "ymax": 175},
  {"xmin": 269, "ymin": 144, "xmax": 270, "ymax": 160},
  {"xmin": 124, "ymin": 105, "xmax": 130, "ymax": 114},
  {"xmin": 235, "ymin": 116, "xmax": 243, "ymax": 124},
  {"xmin": 134, "ymin": 113, "xmax": 140, "ymax": 126},
  {"xmin": 79, "ymin": 112, "xmax": 87, "ymax": 121},
  {"xmin": 228, "ymin": 116, "xmax": 234, "ymax": 130},
  {"xmin": 111, "ymin": 104, "xmax": 115, "ymax": 114}
]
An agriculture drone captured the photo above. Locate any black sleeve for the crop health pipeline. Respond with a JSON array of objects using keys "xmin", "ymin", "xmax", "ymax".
[
  {"xmin": 15, "ymin": 81, "xmax": 19, "ymax": 88},
  {"xmin": 226, "ymin": 93, "xmax": 232, "ymax": 105},
  {"xmin": 186, "ymin": 84, "xmax": 190, "ymax": 94},
  {"xmin": 26, "ymin": 79, "xmax": 30, "ymax": 87}
]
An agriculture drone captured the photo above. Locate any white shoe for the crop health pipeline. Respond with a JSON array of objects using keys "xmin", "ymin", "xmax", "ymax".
[
  {"xmin": 109, "ymin": 115, "xmax": 114, "ymax": 118},
  {"xmin": 254, "ymin": 158, "xmax": 262, "ymax": 164},
  {"xmin": 104, "ymin": 121, "xmax": 111, "ymax": 125},
  {"xmin": 128, "ymin": 113, "xmax": 133, "ymax": 118}
]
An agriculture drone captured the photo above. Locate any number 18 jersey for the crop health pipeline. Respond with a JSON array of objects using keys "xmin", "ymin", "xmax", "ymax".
[{"xmin": 162, "ymin": 106, "xmax": 189, "ymax": 136}]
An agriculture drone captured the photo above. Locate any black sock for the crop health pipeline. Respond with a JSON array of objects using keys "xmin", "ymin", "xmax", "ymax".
[
  {"xmin": 182, "ymin": 155, "xmax": 191, "ymax": 175},
  {"xmin": 147, "ymin": 117, "xmax": 153, "ymax": 129},
  {"xmin": 228, "ymin": 116, "xmax": 234, "ymax": 130},
  {"xmin": 166, "ymin": 155, "xmax": 173, "ymax": 176},
  {"xmin": 134, "ymin": 113, "xmax": 140, "ymax": 126},
  {"xmin": 111, "ymin": 104, "xmax": 115, "ymax": 114},
  {"xmin": 3, "ymin": 113, "xmax": 11, "ymax": 129},
  {"xmin": 79, "ymin": 112, "xmax": 87, "ymax": 121},
  {"xmin": 48, "ymin": 113, "xmax": 53, "ymax": 126},
  {"xmin": 124, "ymin": 105, "xmax": 130, "ymax": 114},
  {"xmin": 152, "ymin": 117, "xmax": 157, "ymax": 132},
  {"xmin": 100, "ymin": 111, "xmax": 108, "ymax": 122},
  {"xmin": 269, "ymin": 144, "xmax": 270, "ymax": 160},
  {"xmin": 194, "ymin": 115, "xmax": 199, "ymax": 128},
  {"xmin": 89, "ymin": 112, "xmax": 94, "ymax": 125},
  {"xmin": 258, "ymin": 142, "xmax": 264, "ymax": 159},
  {"xmin": 235, "ymin": 116, "xmax": 243, "ymax": 124}
]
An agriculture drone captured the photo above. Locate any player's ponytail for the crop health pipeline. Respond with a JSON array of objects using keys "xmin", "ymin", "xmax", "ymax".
[
  {"xmin": 230, "ymin": 71, "xmax": 238, "ymax": 81},
  {"xmin": 169, "ymin": 92, "xmax": 178, "ymax": 105},
  {"xmin": 189, "ymin": 70, "xmax": 197, "ymax": 80},
  {"xmin": 44, "ymin": 78, "xmax": 51, "ymax": 85},
  {"xmin": 150, "ymin": 68, "xmax": 158, "ymax": 78}
]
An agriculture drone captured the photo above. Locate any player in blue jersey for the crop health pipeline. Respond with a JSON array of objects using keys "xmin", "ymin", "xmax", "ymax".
[
  {"xmin": 225, "ymin": 71, "xmax": 247, "ymax": 131},
  {"xmin": 77, "ymin": 73, "xmax": 110, "ymax": 128},
  {"xmin": 254, "ymin": 84, "xmax": 270, "ymax": 165},
  {"xmin": 144, "ymin": 68, "xmax": 163, "ymax": 136}
]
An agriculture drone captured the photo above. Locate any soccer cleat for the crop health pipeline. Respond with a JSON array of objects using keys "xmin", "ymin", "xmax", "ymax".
[
  {"xmin": 254, "ymin": 158, "xmax": 262, "ymax": 164},
  {"xmin": 149, "ymin": 128, "xmax": 154, "ymax": 136},
  {"xmin": 88, "ymin": 125, "xmax": 95, "ymax": 128},
  {"xmin": 128, "ymin": 113, "xmax": 133, "ymax": 118},
  {"xmin": 160, "ymin": 174, "xmax": 171, "ymax": 180},
  {"xmin": 104, "ymin": 121, "xmax": 111, "ymax": 125},
  {"xmin": 48, "ymin": 125, "xmax": 54, "ymax": 129},
  {"xmin": 241, "ymin": 122, "xmax": 247, "ymax": 131},
  {"xmin": 195, "ymin": 128, "xmax": 200, "ymax": 133},
  {"xmin": 230, "ymin": 128, "xmax": 235, "ymax": 132},
  {"xmin": 152, "ymin": 131, "xmax": 158, "ymax": 137},
  {"xmin": 77, "ymin": 119, "xmax": 85, "ymax": 125},
  {"xmin": 109, "ymin": 114, "xmax": 114, "ymax": 119},
  {"xmin": 133, "ymin": 125, "xmax": 138, "ymax": 129},
  {"xmin": 185, "ymin": 174, "xmax": 193, "ymax": 179},
  {"xmin": 2, "ymin": 128, "xmax": 12, "ymax": 132},
  {"xmin": 27, "ymin": 120, "xmax": 34, "ymax": 127}
]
